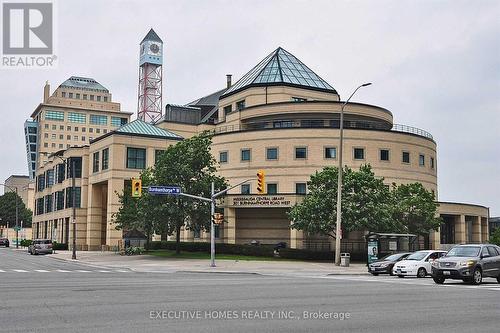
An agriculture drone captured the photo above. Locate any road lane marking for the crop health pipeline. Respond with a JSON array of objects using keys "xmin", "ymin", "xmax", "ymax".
[
  {"xmin": 76, "ymin": 270, "xmax": 91, "ymax": 273},
  {"xmin": 98, "ymin": 270, "xmax": 111, "ymax": 273},
  {"xmin": 56, "ymin": 269, "xmax": 71, "ymax": 272},
  {"xmin": 13, "ymin": 269, "xmax": 28, "ymax": 272},
  {"xmin": 35, "ymin": 269, "xmax": 49, "ymax": 272},
  {"xmin": 115, "ymin": 270, "xmax": 129, "ymax": 273},
  {"xmin": 0, "ymin": 269, "xmax": 5, "ymax": 272}
]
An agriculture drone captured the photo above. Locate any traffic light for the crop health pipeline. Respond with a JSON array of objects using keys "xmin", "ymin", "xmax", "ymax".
[
  {"xmin": 131, "ymin": 178, "xmax": 142, "ymax": 198},
  {"xmin": 257, "ymin": 170, "xmax": 265, "ymax": 194},
  {"xmin": 213, "ymin": 213, "xmax": 224, "ymax": 225}
]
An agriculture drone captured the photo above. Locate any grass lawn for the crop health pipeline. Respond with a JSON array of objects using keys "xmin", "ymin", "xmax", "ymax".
[{"xmin": 146, "ymin": 249, "xmax": 290, "ymax": 261}]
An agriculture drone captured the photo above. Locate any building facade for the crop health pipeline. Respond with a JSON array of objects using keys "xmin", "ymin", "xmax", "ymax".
[
  {"xmin": 30, "ymin": 47, "xmax": 489, "ymax": 252},
  {"xmin": 3, "ymin": 175, "xmax": 35, "ymax": 212}
]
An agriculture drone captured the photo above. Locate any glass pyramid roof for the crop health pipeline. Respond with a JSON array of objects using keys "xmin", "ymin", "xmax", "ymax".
[{"xmin": 222, "ymin": 47, "xmax": 336, "ymax": 97}]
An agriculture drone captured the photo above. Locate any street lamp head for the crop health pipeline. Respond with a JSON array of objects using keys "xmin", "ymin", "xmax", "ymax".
[{"xmin": 362, "ymin": 82, "xmax": 372, "ymax": 87}]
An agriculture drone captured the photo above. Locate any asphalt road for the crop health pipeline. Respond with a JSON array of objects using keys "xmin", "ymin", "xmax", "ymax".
[{"xmin": 1, "ymin": 247, "xmax": 500, "ymax": 333}]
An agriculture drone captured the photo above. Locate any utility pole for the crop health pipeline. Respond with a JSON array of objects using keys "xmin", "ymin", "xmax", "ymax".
[{"xmin": 210, "ymin": 182, "xmax": 216, "ymax": 267}]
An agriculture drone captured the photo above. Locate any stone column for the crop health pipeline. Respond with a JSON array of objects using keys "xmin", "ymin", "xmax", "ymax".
[
  {"xmin": 225, "ymin": 208, "xmax": 236, "ymax": 244},
  {"xmin": 106, "ymin": 178, "xmax": 123, "ymax": 248},
  {"xmin": 429, "ymin": 229, "xmax": 440, "ymax": 250},
  {"xmin": 86, "ymin": 184, "xmax": 103, "ymax": 251},
  {"xmin": 290, "ymin": 223, "xmax": 304, "ymax": 249},
  {"xmin": 455, "ymin": 215, "xmax": 466, "ymax": 244},
  {"xmin": 472, "ymin": 216, "xmax": 481, "ymax": 243}
]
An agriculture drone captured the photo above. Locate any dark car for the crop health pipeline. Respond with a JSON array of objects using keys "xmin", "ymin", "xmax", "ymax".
[
  {"xmin": 368, "ymin": 252, "xmax": 411, "ymax": 275},
  {"xmin": 432, "ymin": 244, "xmax": 500, "ymax": 285},
  {"xmin": 0, "ymin": 238, "xmax": 9, "ymax": 247}
]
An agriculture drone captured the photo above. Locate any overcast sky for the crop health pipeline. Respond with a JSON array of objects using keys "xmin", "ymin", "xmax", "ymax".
[{"xmin": 1, "ymin": 0, "xmax": 498, "ymax": 215}]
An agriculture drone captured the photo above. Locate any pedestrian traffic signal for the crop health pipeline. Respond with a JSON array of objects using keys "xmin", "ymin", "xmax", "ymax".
[
  {"xmin": 131, "ymin": 178, "xmax": 142, "ymax": 197},
  {"xmin": 257, "ymin": 170, "xmax": 265, "ymax": 194},
  {"xmin": 213, "ymin": 213, "xmax": 224, "ymax": 225}
]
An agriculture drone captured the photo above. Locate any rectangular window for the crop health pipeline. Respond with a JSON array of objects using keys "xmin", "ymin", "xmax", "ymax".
[
  {"xmin": 219, "ymin": 151, "xmax": 228, "ymax": 163},
  {"xmin": 419, "ymin": 154, "xmax": 425, "ymax": 166},
  {"xmin": 295, "ymin": 147, "xmax": 307, "ymax": 159},
  {"xmin": 266, "ymin": 147, "xmax": 278, "ymax": 160},
  {"xmin": 45, "ymin": 194, "xmax": 53, "ymax": 213},
  {"xmin": 325, "ymin": 147, "xmax": 337, "ymax": 159},
  {"xmin": 73, "ymin": 136, "xmax": 78, "ymax": 140},
  {"xmin": 67, "ymin": 126, "xmax": 71, "ymax": 131},
  {"xmin": 430, "ymin": 157, "xmax": 435, "ymax": 169},
  {"xmin": 65, "ymin": 187, "xmax": 82, "ymax": 208},
  {"xmin": 353, "ymin": 148, "xmax": 365, "ymax": 160},
  {"xmin": 59, "ymin": 134, "xmax": 63, "ymax": 140},
  {"xmin": 68, "ymin": 112, "xmax": 86, "ymax": 123},
  {"xmin": 44, "ymin": 124, "xmax": 49, "ymax": 129},
  {"xmin": 154, "ymin": 149, "xmax": 165, "ymax": 164},
  {"xmin": 57, "ymin": 163, "xmax": 65, "ymax": 183},
  {"xmin": 236, "ymin": 100, "xmax": 246, "ymax": 111},
  {"xmin": 402, "ymin": 151, "xmax": 410, "ymax": 164},
  {"xmin": 96, "ymin": 128, "xmax": 100, "ymax": 134},
  {"xmin": 111, "ymin": 117, "xmax": 128, "ymax": 127},
  {"xmin": 44, "ymin": 133, "xmax": 48, "ymax": 138},
  {"xmin": 51, "ymin": 134, "xmax": 56, "ymax": 139},
  {"xmin": 127, "ymin": 147, "xmax": 146, "ymax": 169},
  {"xmin": 67, "ymin": 135, "xmax": 71, "ymax": 140},
  {"xmin": 45, "ymin": 110, "xmax": 64, "ymax": 121},
  {"xmin": 104, "ymin": 96, "xmax": 108, "ymax": 102},
  {"xmin": 56, "ymin": 191, "xmax": 64, "ymax": 210},
  {"xmin": 61, "ymin": 92, "xmax": 66, "ymax": 98},
  {"xmin": 83, "ymin": 94, "xmax": 87, "ymax": 100},
  {"xmin": 90, "ymin": 114, "xmax": 107, "ymax": 125},
  {"xmin": 46, "ymin": 170, "xmax": 54, "ymax": 187},
  {"xmin": 67, "ymin": 157, "xmax": 82, "ymax": 178},
  {"xmin": 76, "ymin": 93, "xmax": 80, "ymax": 99},
  {"xmin": 296, "ymin": 183, "xmax": 307, "ymax": 194},
  {"xmin": 380, "ymin": 149, "xmax": 390, "ymax": 161},
  {"xmin": 273, "ymin": 120, "xmax": 293, "ymax": 128},
  {"xmin": 241, "ymin": 184, "xmax": 251, "ymax": 194},
  {"xmin": 68, "ymin": 92, "xmax": 73, "ymax": 99},
  {"xmin": 97, "ymin": 96, "xmax": 101, "ymax": 102},
  {"xmin": 82, "ymin": 127, "xmax": 86, "ymax": 132},
  {"xmin": 89, "ymin": 128, "xmax": 93, "ymax": 133},
  {"xmin": 81, "ymin": 136, "xmax": 86, "ymax": 141},
  {"xmin": 90, "ymin": 95, "xmax": 94, "ymax": 101},
  {"xmin": 267, "ymin": 183, "xmax": 278, "ymax": 194},
  {"xmin": 241, "ymin": 149, "xmax": 251, "ymax": 161},
  {"xmin": 102, "ymin": 148, "xmax": 109, "ymax": 170},
  {"xmin": 59, "ymin": 125, "xmax": 64, "ymax": 130},
  {"xmin": 93, "ymin": 151, "xmax": 100, "ymax": 173},
  {"xmin": 223, "ymin": 105, "xmax": 232, "ymax": 115}
]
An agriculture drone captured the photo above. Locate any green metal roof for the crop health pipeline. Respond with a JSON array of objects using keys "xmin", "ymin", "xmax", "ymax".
[
  {"xmin": 59, "ymin": 76, "xmax": 109, "ymax": 93},
  {"xmin": 221, "ymin": 47, "xmax": 337, "ymax": 98},
  {"xmin": 141, "ymin": 28, "xmax": 162, "ymax": 43},
  {"xmin": 115, "ymin": 119, "xmax": 183, "ymax": 139}
]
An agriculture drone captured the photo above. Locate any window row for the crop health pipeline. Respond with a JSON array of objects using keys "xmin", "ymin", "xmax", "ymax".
[
  {"xmin": 36, "ymin": 157, "xmax": 82, "ymax": 192},
  {"xmin": 219, "ymin": 147, "xmax": 435, "ymax": 168},
  {"xmin": 240, "ymin": 182, "xmax": 307, "ymax": 195},
  {"xmin": 60, "ymin": 91, "xmax": 108, "ymax": 102},
  {"xmin": 44, "ymin": 110, "xmax": 127, "ymax": 127},
  {"xmin": 35, "ymin": 187, "xmax": 81, "ymax": 215},
  {"xmin": 44, "ymin": 123, "xmax": 113, "ymax": 133},
  {"xmin": 92, "ymin": 148, "xmax": 109, "ymax": 173}
]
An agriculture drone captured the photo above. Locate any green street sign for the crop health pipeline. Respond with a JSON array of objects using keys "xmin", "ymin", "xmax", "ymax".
[{"xmin": 14, "ymin": 226, "xmax": 21, "ymax": 231}]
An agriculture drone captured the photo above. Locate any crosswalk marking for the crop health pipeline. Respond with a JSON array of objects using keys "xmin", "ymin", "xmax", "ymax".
[
  {"xmin": 13, "ymin": 269, "xmax": 28, "ymax": 272},
  {"xmin": 98, "ymin": 270, "xmax": 111, "ymax": 273},
  {"xmin": 76, "ymin": 270, "xmax": 91, "ymax": 273},
  {"xmin": 0, "ymin": 269, "xmax": 132, "ymax": 273},
  {"xmin": 56, "ymin": 269, "xmax": 71, "ymax": 272},
  {"xmin": 34, "ymin": 269, "xmax": 49, "ymax": 272}
]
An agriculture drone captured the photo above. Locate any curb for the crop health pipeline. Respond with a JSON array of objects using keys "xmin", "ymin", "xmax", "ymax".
[{"xmin": 178, "ymin": 270, "xmax": 262, "ymax": 275}]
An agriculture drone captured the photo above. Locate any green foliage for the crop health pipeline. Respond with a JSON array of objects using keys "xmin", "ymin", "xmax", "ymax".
[
  {"xmin": 288, "ymin": 165, "xmax": 441, "ymax": 239},
  {"xmin": 52, "ymin": 242, "xmax": 68, "ymax": 250},
  {"xmin": 489, "ymin": 228, "xmax": 500, "ymax": 246},
  {"xmin": 390, "ymin": 182, "xmax": 442, "ymax": 235},
  {"xmin": 124, "ymin": 247, "xmax": 143, "ymax": 256},
  {"xmin": 113, "ymin": 133, "xmax": 227, "ymax": 254},
  {"xmin": 288, "ymin": 165, "xmax": 394, "ymax": 238},
  {"xmin": 148, "ymin": 241, "xmax": 276, "ymax": 257},
  {"xmin": 20, "ymin": 239, "xmax": 32, "ymax": 247},
  {"xmin": 0, "ymin": 192, "xmax": 32, "ymax": 228}
]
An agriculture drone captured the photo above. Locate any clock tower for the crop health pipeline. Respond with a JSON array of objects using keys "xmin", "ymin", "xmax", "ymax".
[{"xmin": 137, "ymin": 29, "xmax": 163, "ymax": 123}]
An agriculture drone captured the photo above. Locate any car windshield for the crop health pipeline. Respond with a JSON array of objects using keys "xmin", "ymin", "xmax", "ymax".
[
  {"xmin": 382, "ymin": 253, "xmax": 405, "ymax": 261},
  {"xmin": 446, "ymin": 246, "xmax": 480, "ymax": 257},
  {"xmin": 405, "ymin": 252, "xmax": 428, "ymax": 261}
]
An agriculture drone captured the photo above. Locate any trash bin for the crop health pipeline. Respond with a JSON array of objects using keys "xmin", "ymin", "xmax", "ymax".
[{"xmin": 340, "ymin": 253, "xmax": 350, "ymax": 267}]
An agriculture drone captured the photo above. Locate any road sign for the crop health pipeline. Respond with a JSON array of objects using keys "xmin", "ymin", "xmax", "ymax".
[
  {"xmin": 148, "ymin": 186, "xmax": 181, "ymax": 195},
  {"xmin": 13, "ymin": 226, "xmax": 21, "ymax": 231}
]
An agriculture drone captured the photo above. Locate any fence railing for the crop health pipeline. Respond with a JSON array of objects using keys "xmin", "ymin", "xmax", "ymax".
[{"xmin": 210, "ymin": 119, "xmax": 433, "ymax": 140}]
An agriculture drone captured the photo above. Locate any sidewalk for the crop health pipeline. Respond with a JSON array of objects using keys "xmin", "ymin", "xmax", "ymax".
[{"xmin": 49, "ymin": 250, "xmax": 369, "ymax": 277}]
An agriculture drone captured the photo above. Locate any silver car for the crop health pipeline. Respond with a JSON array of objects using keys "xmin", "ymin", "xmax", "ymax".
[{"xmin": 28, "ymin": 239, "xmax": 53, "ymax": 255}]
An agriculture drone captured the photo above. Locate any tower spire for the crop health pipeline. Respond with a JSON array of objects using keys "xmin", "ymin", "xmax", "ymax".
[{"xmin": 137, "ymin": 29, "xmax": 163, "ymax": 123}]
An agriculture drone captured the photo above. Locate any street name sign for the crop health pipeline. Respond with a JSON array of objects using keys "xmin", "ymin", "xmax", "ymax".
[{"xmin": 148, "ymin": 186, "xmax": 181, "ymax": 195}]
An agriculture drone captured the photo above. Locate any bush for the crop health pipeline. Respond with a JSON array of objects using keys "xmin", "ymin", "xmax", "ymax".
[
  {"xmin": 52, "ymin": 242, "xmax": 68, "ymax": 250},
  {"xmin": 490, "ymin": 228, "xmax": 500, "ymax": 246},
  {"xmin": 20, "ymin": 239, "xmax": 32, "ymax": 247},
  {"xmin": 278, "ymin": 248, "xmax": 334, "ymax": 260},
  {"xmin": 148, "ymin": 241, "xmax": 275, "ymax": 257},
  {"xmin": 124, "ymin": 246, "xmax": 143, "ymax": 255}
]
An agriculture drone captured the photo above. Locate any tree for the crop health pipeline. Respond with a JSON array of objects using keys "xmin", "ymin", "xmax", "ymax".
[
  {"xmin": 288, "ymin": 165, "xmax": 394, "ymax": 240},
  {"xmin": 489, "ymin": 228, "xmax": 500, "ymax": 246},
  {"xmin": 0, "ymin": 192, "xmax": 32, "ymax": 228},
  {"xmin": 113, "ymin": 132, "xmax": 226, "ymax": 254},
  {"xmin": 390, "ymin": 182, "xmax": 442, "ymax": 236}
]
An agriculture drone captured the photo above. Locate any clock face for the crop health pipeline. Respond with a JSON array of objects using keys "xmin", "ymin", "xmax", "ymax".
[{"xmin": 149, "ymin": 43, "xmax": 160, "ymax": 54}]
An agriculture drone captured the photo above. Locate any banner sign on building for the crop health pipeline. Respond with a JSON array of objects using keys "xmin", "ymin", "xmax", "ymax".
[{"xmin": 232, "ymin": 196, "xmax": 291, "ymax": 207}]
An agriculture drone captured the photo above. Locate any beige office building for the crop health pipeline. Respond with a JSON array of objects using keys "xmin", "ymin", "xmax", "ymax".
[{"xmin": 32, "ymin": 48, "xmax": 489, "ymax": 252}]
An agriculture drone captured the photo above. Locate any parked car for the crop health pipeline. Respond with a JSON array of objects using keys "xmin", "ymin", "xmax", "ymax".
[
  {"xmin": 431, "ymin": 244, "xmax": 500, "ymax": 285},
  {"xmin": 393, "ymin": 250, "xmax": 447, "ymax": 278},
  {"xmin": 368, "ymin": 252, "xmax": 412, "ymax": 275},
  {"xmin": 0, "ymin": 238, "xmax": 9, "ymax": 247},
  {"xmin": 28, "ymin": 239, "xmax": 53, "ymax": 255}
]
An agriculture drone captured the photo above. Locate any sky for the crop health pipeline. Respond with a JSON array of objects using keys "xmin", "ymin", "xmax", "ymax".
[{"xmin": 0, "ymin": 0, "xmax": 499, "ymax": 214}]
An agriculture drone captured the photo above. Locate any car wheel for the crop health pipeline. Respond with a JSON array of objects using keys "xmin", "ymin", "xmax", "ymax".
[
  {"xmin": 433, "ymin": 277, "xmax": 445, "ymax": 284},
  {"xmin": 417, "ymin": 268, "xmax": 427, "ymax": 278},
  {"xmin": 472, "ymin": 268, "xmax": 482, "ymax": 285},
  {"xmin": 397, "ymin": 275, "xmax": 404, "ymax": 278}
]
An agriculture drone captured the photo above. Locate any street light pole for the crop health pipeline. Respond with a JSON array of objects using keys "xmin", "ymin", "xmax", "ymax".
[
  {"xmin": 335, "ymin": 83, "xmax": 372, "ymax": 266},
  {"xmin": 210, "ymin": 182, "xmax": 215, "ymax": 267},
  {"xmin": 71, "ymin": 158, "xmax": 77, "ymax": 260}
]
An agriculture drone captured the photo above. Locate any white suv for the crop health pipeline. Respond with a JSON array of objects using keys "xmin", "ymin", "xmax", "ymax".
[{"xmin": 393, "ymin": 250, "xmax": 447, "ymax": 278}]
